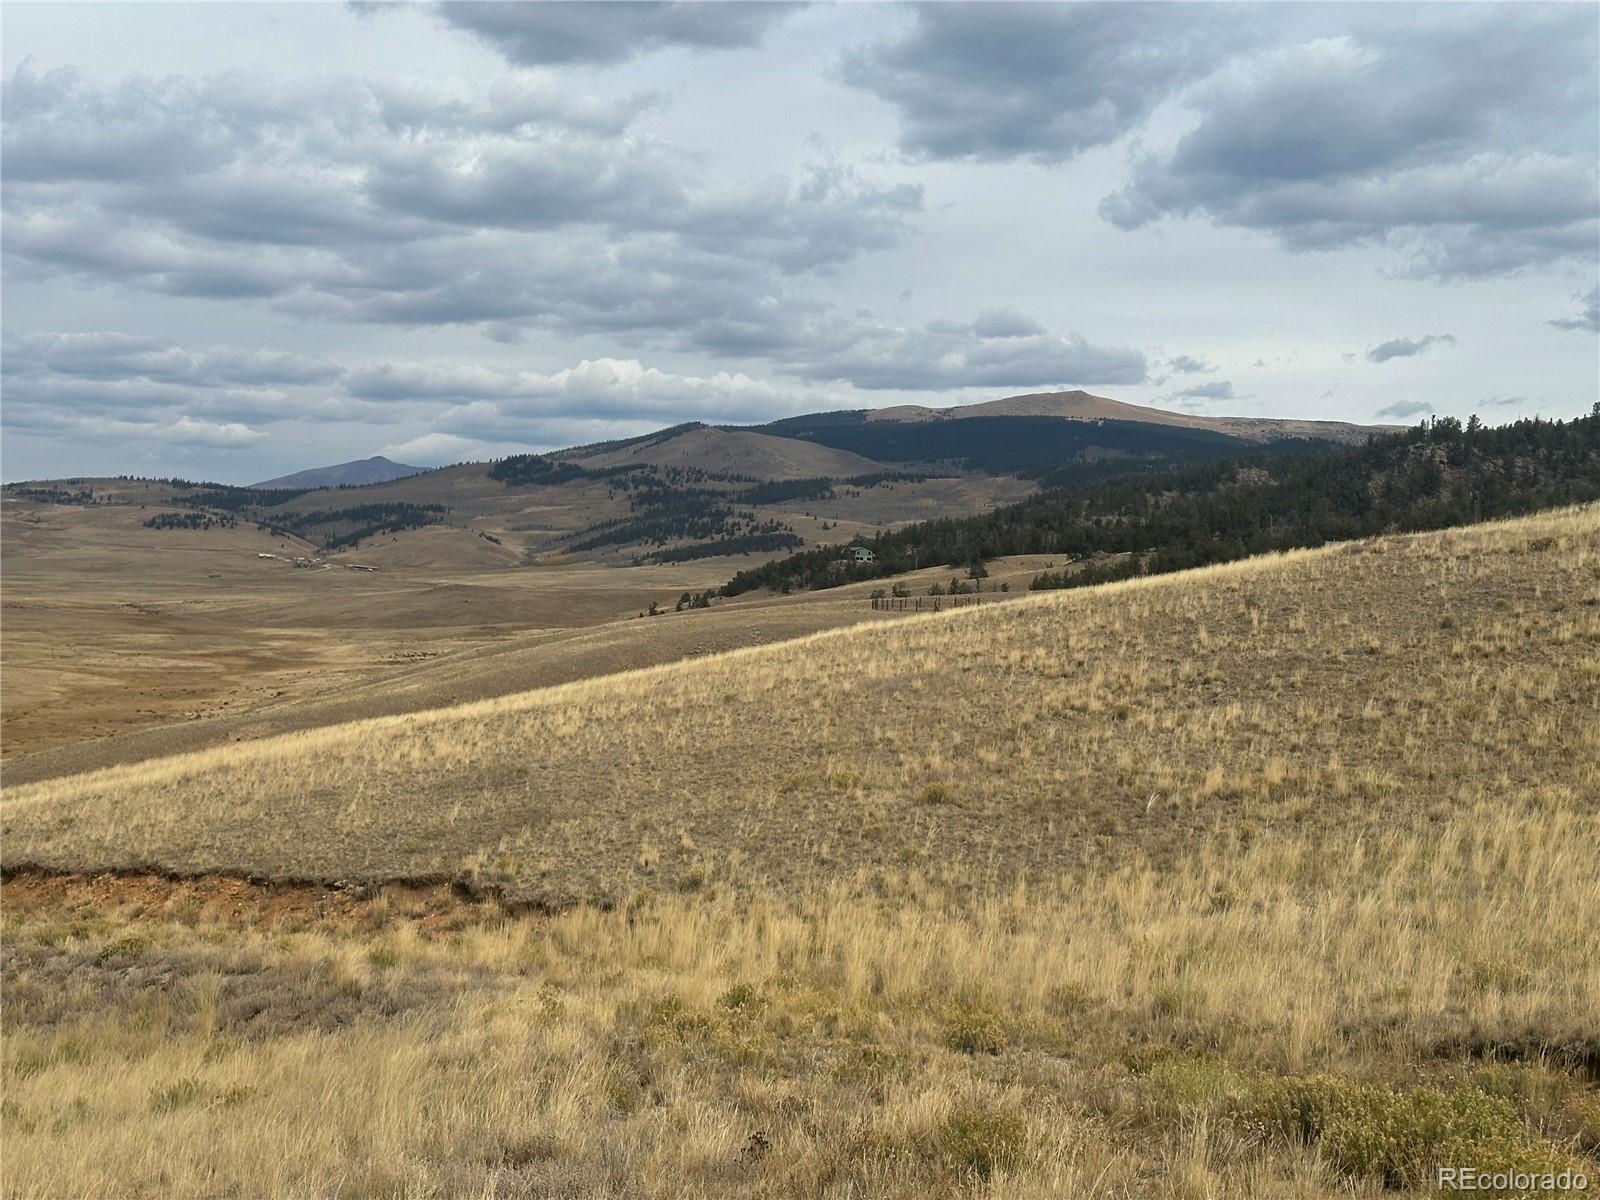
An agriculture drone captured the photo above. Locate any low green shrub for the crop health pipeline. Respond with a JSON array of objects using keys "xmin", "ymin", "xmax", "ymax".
[
  {"xmin": 1147, "ymin": 1052, "xmax": 1249, "ymax": 1108},
  {"xmin": 94, "ymin": 934, "xmax": 150, "ymax": 966},
  {"xmin": 942, "ymin": 1002, "xmax": 1007, "ymax": 1056},
  {"xmin": 935, "ymin": 1102, "xmax": 1027, "ymax": 1180},
  {"xmin": 1242, "ymin": 1074, "xmax": 1587, "ymax": 1192},
  {"xmin": 717, "ymin": 982, "xmax": 764, "ymax": 1013}
]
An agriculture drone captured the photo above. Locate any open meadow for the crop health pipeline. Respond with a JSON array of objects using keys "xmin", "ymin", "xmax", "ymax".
[
  {"xmin": 0, "ymin": 481, "xmax": 1041, "ymax": 784},
  {"xmin": 2, "ymin": 505, "xmax": 1597, "ymax": 1198}
]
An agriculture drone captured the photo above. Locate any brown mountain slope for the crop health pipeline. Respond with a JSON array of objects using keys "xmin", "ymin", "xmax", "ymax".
[
  {"xmin": 866, "ymin": 389, "xmax": 1392, "ymax": 444},
  {"xmin": 573, "ymin": 425, "xmax": 884, "ymax": 479}
]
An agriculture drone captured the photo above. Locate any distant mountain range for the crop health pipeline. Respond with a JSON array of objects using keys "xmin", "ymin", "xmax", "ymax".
[
  {"xmin": 244, "ymin": 393, "xmax": 1388, "ymax": 490},
  {"xmin": 855, "ymin": 389, "xmax": 1388, "ymax": 443},
  {"xmin": 13, "ymin": 391, "xmax": 1409, "ymax": 570},
  {"xmin": 252, "ymin": 456, "xmax": 427, "ymax": 490},
  {"xmin": 559, "ymin": 390, "xmax": 1394, "ymax": 479}
]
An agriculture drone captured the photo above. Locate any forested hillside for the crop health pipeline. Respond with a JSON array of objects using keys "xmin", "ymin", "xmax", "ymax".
[
  {"xmin": 747, "ymin": 412, "xmax": 1257, "ymax": 473},
  {"xmin": 724, "ymin": 409, "xmax": 1600, "ymax": 595}
]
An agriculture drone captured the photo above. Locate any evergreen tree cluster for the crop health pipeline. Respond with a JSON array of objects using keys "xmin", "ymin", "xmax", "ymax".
[
  {"xmin": 744, "ymin": 413, "xmax": 1255, "ymax": 474},
  {"xmin": 733, "ymin": 477, "xmax": 838, "ymax": 506},
  {"xmin": 570, "ymin": 508, "xmax": 794, "ymax": 555},
  {"xmin": 143, "ymin": 510, "xmax": 236, "ymax": 531},
  {"xmin": 5, "ymin": 486, "xmax": 97, "ymax": 505},
  {"xmin": 722, "ymin": 409, "xmax": 1600, "ymax": 597},
  {"xmin": 487, "ymin": 455, "xmax": 594, "ymax": 487},
  {"xmin": 566, "ymin": 464, "xmax": 799, "ymax": 556},
  {"xmin": 643, "ymin": 531, "xmax": 804, "ymax": 564},
  {"xmin": 730, "ymin": 472, "xmax": 931, "ymax": 506},
  {"xmin": 170, "ymin": 483, "xmax": 308, "ymax": 511},
  {"xmin": 265, "ymin": 502, "xmax": 448, "ymax": 549}
]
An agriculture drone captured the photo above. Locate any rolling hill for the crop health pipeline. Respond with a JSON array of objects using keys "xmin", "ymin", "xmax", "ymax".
[
  {"xmin": 862, "ymin": 388, "xmax": 1390, "ymax": 443},
  {"xmin": 739, "ymin": 392, "xmax": 1391, "ymax": 475},
  {"xmin": 570, "ymin": 424, "xmax": 886, "ymax": 479},
  {"xmin": 7, "ymin": 504, "xmax": 1594, "ymax": 908}
]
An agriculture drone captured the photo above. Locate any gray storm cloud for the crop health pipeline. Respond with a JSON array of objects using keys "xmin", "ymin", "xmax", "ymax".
[{"xmin": 437, "ymin": 2, "xmax": 801, "ymax": 67}]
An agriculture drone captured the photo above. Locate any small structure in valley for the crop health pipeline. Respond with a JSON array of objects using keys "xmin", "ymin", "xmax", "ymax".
[{"xmin": 842, "ymin": 546, "xmax": 876, "ymax": 564}]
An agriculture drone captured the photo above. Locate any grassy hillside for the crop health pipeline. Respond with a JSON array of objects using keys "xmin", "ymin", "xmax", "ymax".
[
  {"xmin": 574, "ymin": 425, "xmax": 887, "ymax": 480},
  {"xmin": 7, "ymin": 505, "xmax": 1595, "ymax": 906},
  {"xmin": 3, "ymin": 505, "xmax": 1596, "ymax": 1198},
  {"xmin": 3, "ymin": 457, "xmax": 1011, "ymax": 568}
]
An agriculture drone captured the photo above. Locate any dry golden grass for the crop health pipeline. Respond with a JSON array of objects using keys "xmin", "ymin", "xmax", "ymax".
[
  {"xmin": 3, "ymin": 795, "xmax": 1596, "ymax": 1198},
  {"xmin": 5, "ymin": 506, "xmax": 1596, "ymax": 909},
  {"xmin": 0, "ymin": 493, "xmax": 754, "ymax": 771},
  {"xmin": 1, "ymin": 486, "xmax": 1044, "ymax": 783},
  {"xmin": 3, "ymin": 505, "xmax": 1598, "ymax": 1198}
]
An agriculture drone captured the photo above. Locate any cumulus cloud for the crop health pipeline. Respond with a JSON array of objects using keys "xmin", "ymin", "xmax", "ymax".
[
  {"xmin": 1168, "ymin": 380, "xmax": 1235, "ymax": 402},
  {"xmin": 971, "ymin": 309, "xmax": 1047, "ymax": 338},
  {"xmin": 1375, "ymin": 399, "xmax": 1435, "ymax": 419},
  {"xmin": 375, "ymin": 431, "xmax": 528, "ymax": 466},
  {"xmin": 8, "ymin": 4, "xmax": 1593, "ymax": 482},
  {"xmin": 848, "ymin": 6, "xmax": 1596, "ymax": 279},
  {"xmin": 783, "ymin": 316, "xmax": 1146, "ymax": 391},
  {"xmin": 4, "ymin": 407, "xmax": 264, "ymax": 448},
  {"xmin": 1365, "ymin": 333, "xmax": 1457, "ymax": 363},
  {"xmin": 5, "ymin": 331, "xmax": 341, "ymax": 387},
  {"xmin": 346, "ymin": 357, "xmax": 811, "ymax": 424},
  {"xmin": 2, "ymin": 323, "xmax": 852, "ymax": 464},
  {"xmin": 160, "ymin": 415, "xmax": 265, "ymax": 446},
  {"xmin": 0, "ymin": 64, "xmax": 646, "ymax": 188},
  {"xmin": 1100, "ymin": 10, "xmax": 1600, "ymax": 279},
  {"xmin": 1549, "ymin": 286, "xmax": 1600, "ymax": 332},
  {"xmin": 1, "ymin": 65, "xmax": 920, "ymax": 358},
  {"xmin": 0, "ymin": 331, "xmax": 384, "ymax": 443},
  {"xmin": 841, "ymin": 3, "xmax": 1233, "ymax": 164},
  {"xmin": 437, "ymin": 2, "xmax": 799, "ymax": 67}
]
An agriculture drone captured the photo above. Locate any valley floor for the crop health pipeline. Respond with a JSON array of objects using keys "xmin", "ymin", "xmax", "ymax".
[{"xmin": 0, "ymin": 493, "xmax": 1050, "ymax": 784}]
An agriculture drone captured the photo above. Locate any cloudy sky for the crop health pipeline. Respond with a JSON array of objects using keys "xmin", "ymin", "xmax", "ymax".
[{"xmin": 3, "ymin": 1, "xmax": 1596, "ymax": 483}]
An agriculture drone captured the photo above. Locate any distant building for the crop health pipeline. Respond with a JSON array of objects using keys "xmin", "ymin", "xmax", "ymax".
[{"xmin": 843, "ymin": 546, "xmax": 876, "ymax": 563}]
